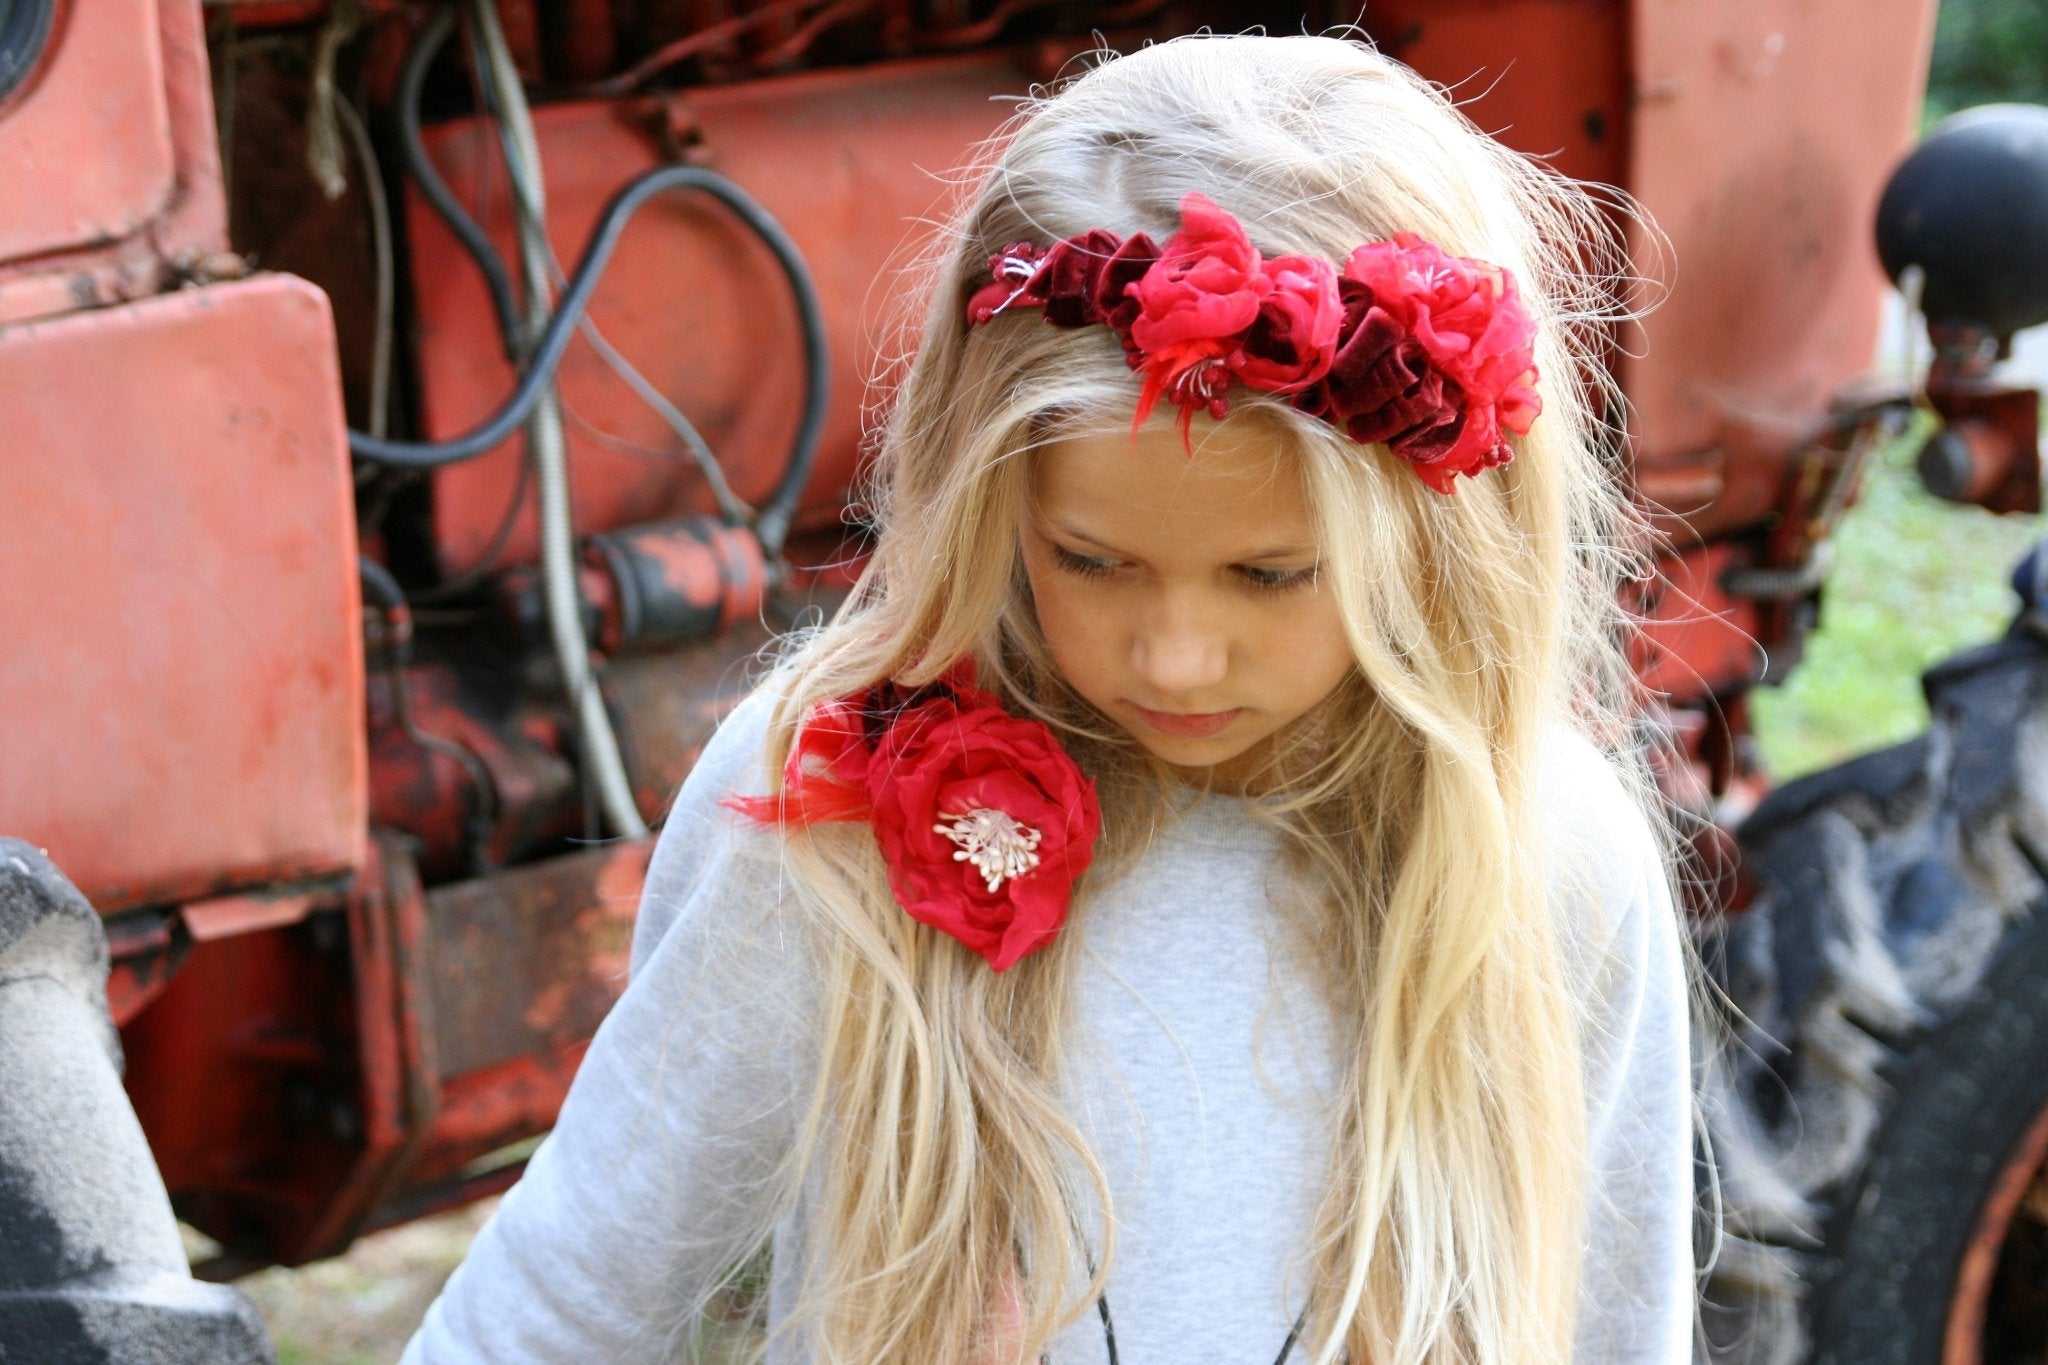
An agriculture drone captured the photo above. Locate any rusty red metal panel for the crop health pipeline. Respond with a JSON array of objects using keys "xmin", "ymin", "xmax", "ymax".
[
  {"xmin": 0, "ymin": 274, "xmax": 367, "ymax": 910},
  {"xmin": 422, "ymin": 840, "xmax": 651, "ymax": 1077},
  {"xmin": 1631, "ymin": 542, "xmax": 1766, "ymax": 701},
  {"xmin": 407, "ymin": 52, "xmax": 1029, "ymax": 569},
  {"xmin": 0, "ymin": 0, "xmax": 230, "ymax": 325},
  {"xmin": 104, "ymin": 908, "xmax": 184, "ymax": 1028},
  {"xmin": 122, "ymin": 911, "xmax": 359, "ymax": 1258},
  {"xmin": 1623, "ymin": 0, "xmax": 1936, "ymax": 475},
  {"xmin": 125, "ymin": 838, "xmax": 434, "ymax": 1266},
  {"xmin": 605, "ymin": 618, "xmax": 770, "ymax": 817},
  {"xmin": 1365, "ymin": 0, "xmax": 1630, "ymax": 191},
  {"xmin": 123, "ymin": 833, "xmax": 662, "ymax": 1264},
  {"xmin": 0, "ymin": 0, "xmax": 175, "ymax": 260}
]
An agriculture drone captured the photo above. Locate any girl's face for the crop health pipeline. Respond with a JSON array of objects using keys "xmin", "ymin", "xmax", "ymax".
[{"xmin": 1021, "ymin": 415, "xmax": 1357, "ymax": 790}]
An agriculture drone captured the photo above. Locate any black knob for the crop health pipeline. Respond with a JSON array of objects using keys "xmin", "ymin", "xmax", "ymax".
[{"xmin": 1876, "ymin": 104, "xmax": 2048, "ymax": 344}]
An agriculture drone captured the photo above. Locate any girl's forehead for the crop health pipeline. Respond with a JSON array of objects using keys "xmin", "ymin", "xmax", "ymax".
[{"xmin": 1027, "ymin": 418, "xmax": 1320, "ymax": 552}]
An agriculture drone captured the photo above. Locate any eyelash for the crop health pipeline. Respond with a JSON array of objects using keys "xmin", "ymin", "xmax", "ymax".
[
  {"xmin": 1050, "ymin": 546, "xmax": 1119, "ymax": 579},
  {"xmin": 1049, "ymin": 545, "xmax": 1317, "ymax": 594}
]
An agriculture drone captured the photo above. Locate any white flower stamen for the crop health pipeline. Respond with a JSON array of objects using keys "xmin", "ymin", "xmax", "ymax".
[{"xmin": 934, "ymin": 807, "xmax": 1043, "ymax": 893}]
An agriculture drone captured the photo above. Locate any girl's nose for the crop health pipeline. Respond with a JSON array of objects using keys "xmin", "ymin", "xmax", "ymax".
[{"xmin": 1130, "ymin": 608, "xmax": 1229, "ymax": 698}]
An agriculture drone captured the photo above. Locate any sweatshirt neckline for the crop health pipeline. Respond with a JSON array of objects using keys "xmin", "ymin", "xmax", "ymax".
[{"xmin": 1160, "ymin": 789, "xmax": 1285, "ymax": 851}]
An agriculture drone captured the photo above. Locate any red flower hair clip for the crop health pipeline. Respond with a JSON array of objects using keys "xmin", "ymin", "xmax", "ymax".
[
  {"xmin": 726, "ymin": 667, "xmax": 1102, "ymax": 972},
  {"xmin": 965, "ymin": 192, "xmax": 1543, "ymax": 494}
]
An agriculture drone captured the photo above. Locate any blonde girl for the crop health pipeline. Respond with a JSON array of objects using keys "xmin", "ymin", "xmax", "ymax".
[{"xmin": 406, "ymin": 32, "xmax": 1694, "ymax": 1365}]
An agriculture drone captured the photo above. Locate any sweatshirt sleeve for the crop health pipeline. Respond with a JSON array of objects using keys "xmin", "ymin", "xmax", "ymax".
[
  {"xmin": 402, "ymin": 682, "xmax": 813, "ymax": 1365},
  {"xmin": 1546, "ymin": 734, "xmax": 1699, "ymax": 1364}
]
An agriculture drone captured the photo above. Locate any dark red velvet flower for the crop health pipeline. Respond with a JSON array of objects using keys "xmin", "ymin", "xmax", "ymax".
[
  {"xmin": 965, "ymin": 243, "xmax": 1051, "ymax": 326},
  {"xmin": 726, "ymin": 672, "xmax": 1101, "ymax": 972}
]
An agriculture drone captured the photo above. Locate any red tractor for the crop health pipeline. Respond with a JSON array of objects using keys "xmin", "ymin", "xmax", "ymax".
[{"xmin": 1, "ymin": 2, "xmax": 2042, "ymax": 1360}]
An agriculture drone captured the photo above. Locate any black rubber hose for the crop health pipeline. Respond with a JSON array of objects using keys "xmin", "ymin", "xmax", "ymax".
[
  {"xmin": 398, "ymin": 7, "xmax": 522, "ymax": 354},
  {"xmin": 357, "ymin": 553, "xmax": 407, "ymax": 614},
  {"xmin": 349, "ymin": 164, "xmax": 829, "ymax": 557}
]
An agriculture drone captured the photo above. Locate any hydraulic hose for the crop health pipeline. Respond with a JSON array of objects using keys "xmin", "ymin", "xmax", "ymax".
[
  {"xmin": 347, "ymin": 161, "xmax": 829, "ymax": 556},
  {"xmin": 472, "ymin": 0, "xmax": 649, "ymax": 841},
  {"xmin": 398, "ymin": 7, "xmax": 521, "ymax": 354}
]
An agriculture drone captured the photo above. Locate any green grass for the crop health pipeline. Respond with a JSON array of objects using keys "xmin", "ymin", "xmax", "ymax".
[{"xmin": 1748, "ymin": 426, "xmax": 2041, "ymax": 779}]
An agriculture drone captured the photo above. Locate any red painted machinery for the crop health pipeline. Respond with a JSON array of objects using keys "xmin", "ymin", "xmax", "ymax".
[{"xmin": 4, "ymin": 1, "xmax": 2046, "ymax": 1360}]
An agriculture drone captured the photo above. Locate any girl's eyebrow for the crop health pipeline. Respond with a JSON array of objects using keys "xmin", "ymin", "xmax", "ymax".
[{"xmin": 1045, "ymin": 519, "xmax": 1318, "ymax": 562}]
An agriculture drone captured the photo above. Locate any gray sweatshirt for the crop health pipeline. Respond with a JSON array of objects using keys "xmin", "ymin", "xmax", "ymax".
[{"xmin": 403, "ymin": 684, "xmax": 1696, "ymax": 1363}]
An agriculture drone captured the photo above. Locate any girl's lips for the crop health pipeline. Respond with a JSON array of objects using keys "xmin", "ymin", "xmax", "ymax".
[{"xmin": 1130, "ymin": 705, "xmax": 1243, "ymax": 738}]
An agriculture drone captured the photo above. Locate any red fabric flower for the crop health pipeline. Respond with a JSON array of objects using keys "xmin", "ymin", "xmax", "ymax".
[
  {"xmin": 726, "ymin": 673, "xmax": 1101, "ymax": 972},
  {"xmin": 1336, "ymin": 234, "xmax": 1542, "ymax": 489},
  {"xmin": 1093, "ymin": 234, "xmax": 1161, "ymax": 336},
  {"xmin": 1126, "ymin": 193, "xmax": 1267, "ymax": 428},
  {"xmin": 965, "ymin": 231, "xmax": 1163, "ymax": 334},
  {"xmin": 1237, "ymin": 252, "xmax": 1342, "ymax": 392}
]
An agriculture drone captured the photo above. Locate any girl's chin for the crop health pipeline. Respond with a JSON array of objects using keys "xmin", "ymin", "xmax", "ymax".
[
  {"xmin": 1128, "ymin": 704, "xmax": 1246, "ymax": 740},
  {"xmin": 1131, "ymin": 730, "xmax": 1275, "ymax": 790}
]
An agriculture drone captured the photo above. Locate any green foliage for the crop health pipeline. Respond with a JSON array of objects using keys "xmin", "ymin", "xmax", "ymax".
[
  {"xmin": 1927, "ymin": 0, "xmax": 2048, "ymax": 120},
  {"xmin": 1749, "ymin": 427, "xmax": 2040, "ymax": 779}
]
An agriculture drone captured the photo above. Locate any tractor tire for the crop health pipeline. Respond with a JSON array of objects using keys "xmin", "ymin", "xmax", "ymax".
[
  {"xmin": 1805, "ymin": 885, "xmax": 2048, "ymax": 1364},
  {"xmin": 1700, "ymin": 621, "xmax": 2048, "ymax": 1365}
]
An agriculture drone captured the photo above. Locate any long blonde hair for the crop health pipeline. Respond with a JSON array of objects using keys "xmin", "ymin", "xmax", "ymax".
[{"xmin": 729, "ymin": 34, "xmax": 1651, "ymax": 1364}]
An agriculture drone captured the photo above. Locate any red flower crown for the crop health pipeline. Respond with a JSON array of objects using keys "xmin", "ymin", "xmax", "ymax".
[
  {"xmin": 965, "ymin": 192, "xmax": 1543, "ymax": 494},
  {"xmin": 727, "ymin": 666, "xmax": 1101, "ymax": 973}
]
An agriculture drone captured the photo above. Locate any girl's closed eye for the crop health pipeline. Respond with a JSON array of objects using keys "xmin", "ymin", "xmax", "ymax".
[
  {"xmin": 1052, "ymin": 544, "xmax": 1316, "ymax": 593},
  {"xmin": 1236, "ymin": 563, "xmax": 1318, "ymax": 593},
  {"xmin": 1050, "ymin": 545, "xmax": 1122, "ymax": 579}
]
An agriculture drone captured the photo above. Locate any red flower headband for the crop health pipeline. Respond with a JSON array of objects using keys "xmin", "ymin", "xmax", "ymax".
[
  {"xmin": 965, "ymin": 192, "xmax": 1543, "ymax": 493},
  {"xmin": 727, "ymin": 667, "xmax": 1101, "ymax": 972}
]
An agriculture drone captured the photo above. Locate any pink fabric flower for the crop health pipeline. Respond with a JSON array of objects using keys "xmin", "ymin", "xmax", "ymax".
[
  {"xmin": 1127, "ymin": 193, "xmax": 1266, "ymax": 352},
  {"xmin": 1126, "ymin": 193, "xmax": 1266, "ymax": 428},
  {"xmin": 1237, "ymin": 252, "xmax": 1342, "ymax": 392}
]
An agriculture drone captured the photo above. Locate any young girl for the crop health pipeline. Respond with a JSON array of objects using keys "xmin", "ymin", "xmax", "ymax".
[{"xmin": 406, "ymin": 33, "xmax": 1694, "ymax": 1365}]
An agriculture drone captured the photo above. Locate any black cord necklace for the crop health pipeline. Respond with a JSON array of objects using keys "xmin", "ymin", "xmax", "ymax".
[
  {"xmin": 1050, "ymin": 1292, "xmax": 1307, "ymax": 1364},
  {"xmin": 1030, "ymin": 1236, "xmax": 1312, "ymax": 1364}
]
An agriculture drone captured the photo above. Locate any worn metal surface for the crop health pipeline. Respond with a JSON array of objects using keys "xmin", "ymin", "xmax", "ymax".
[
  {"xmin": 1624, "ymin": 1, "xmax": 1935, "ymax": 491},
  {"xmin": 365, "ymin": 662, "xmax": 581, "ymax": 883},
  {"xmin": 408, "ymin": 51, "xmax": 1029, "ymax": 569},
  {"xmin": 1366, "ymin": 0, "xmax": 1628, "ymax": 191},
  {"xmin": 585, "ymin": 516, "xmax": 767, "ymax": 652},
  {"xmin": 1920, "ymin": 384, "xmax": 2043, "ymax": 515},
  {"xmin": 0, "ymin": 275, "xmax": 366, "ymax": 911},
  {"xmin": 422, "ymin": 839, "xmax": 651, "ymax": 1079},
  {"xmin": 0, "ymin": 0, "xmax": 231, "ymax": 326},
  {"xmin": 603, "ymin": 617, "xmax": 769, "ymax": 818},
  {"xmin": 0, "ymin": 0, "xmax": 175, "ymax": 261},
  {"xmin": 118, "ymin": 833, "xmax": 664, "ymax": 1265},
  {"xmin": 102, "ymin": 909, "xmax": 184, "ymax": 1029},
  {"xmin": 1632, "ymin": 542, "xmax": 1767, "ymax": 701},
  {"xmin": 122, "ymin": 908, "xmax": 358, "ymax": 1264}
]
